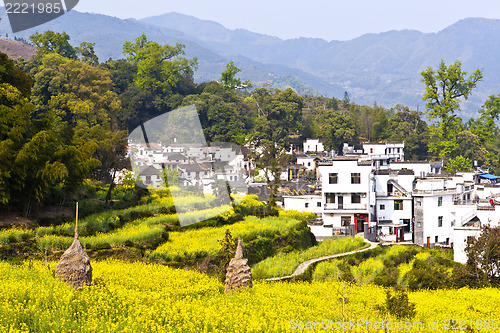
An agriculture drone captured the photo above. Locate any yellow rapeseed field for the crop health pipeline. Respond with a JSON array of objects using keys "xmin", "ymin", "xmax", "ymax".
[{"xmin": 1, "ymin": 260, "xmax": 499, "ymax": 332}]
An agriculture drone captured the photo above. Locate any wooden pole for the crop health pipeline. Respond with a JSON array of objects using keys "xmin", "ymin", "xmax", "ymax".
[{"xmin": 75, "ymin": 202, "xmax": 79, "ymax": 239}]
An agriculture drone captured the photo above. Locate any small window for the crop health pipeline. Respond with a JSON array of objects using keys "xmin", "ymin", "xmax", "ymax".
[
  {"xmin": 380, "ymin": 204, "xmax": 385, "ymax": 210},
  {"xmin": 438, "ymin": 197, "xmax": 443, "ymax": 207},
  {"xmin": 438, "ymin": 216, "xmax": 443, "ymax": 227},
  {"xmin": 351, "ymin": 173, "xmax": 361, "ymax": 184},
  {"xmin": 370, "ymin": 148, "xmax": 373, "ymax": 153},
  {"xmin": 326, "ymin": 193, "xmax": 336, "ymax": 203},
  {"xmin": 308, "ymin": 162, "xmax": 311, "ymax": 166},
  {"xmin": 341, "ymin": 216, "xmax": 351, "ymax": 226},
  {"xmin": 352, "ymin": 194, "xmax": 361, "ymax": 204},
  {"xmin": 329, "ymin": 173, "xmax": 338, "ymax": 184},
  {"xmin": 305, "ymin": 203, "xmax": 309, "ymax": 208},
  {"xmin": 394, "ymin": 200, "xmax": 403, "ymax": 210},
  {"xmin": 317, "ymin": 202, "xmax": 321, "ymax": 207}
]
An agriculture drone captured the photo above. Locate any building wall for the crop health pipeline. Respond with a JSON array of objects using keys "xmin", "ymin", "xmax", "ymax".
[
  {"xmin": 421, "ymin": 194, "xmax": 455, "ymax": 246},
  {"xmin": 283, "ymin": 196, "xmax": 323, "ymax": 215},
  {"xmin": 320, "ymin": 161, "xmax": 371, "ymax": 194},
  {"xmin": 414, "ymin": 196, "xmax": 424, "ymax": 245},
  {"xmin": 376, "ymin": 198, "xmax": 412, "ymax": 223},
  {"xmin": 297, "ymin": 157, "xmax": 316, "ymax": 171},
  {"xmin": 304, "ymin": 139, "xmax": 324, "ymax": 153},
  {"xmin": 453, "ymin": 228, "xmax": 481, "ymax": 264}
]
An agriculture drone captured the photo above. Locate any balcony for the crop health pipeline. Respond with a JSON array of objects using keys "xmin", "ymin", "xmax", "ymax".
[
  {"xmin": 324, "ymin": 203, "xmax": 367, "ymax": 211},
  {"xmin": 413, "ymin": 188, "xmax": 458, "ymax": 195}
]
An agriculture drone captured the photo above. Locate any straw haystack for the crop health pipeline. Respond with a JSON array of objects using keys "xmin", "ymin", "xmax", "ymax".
[
  {"xmin": 55, "ymin": 203, "xmax": 92, "ymax": 288},
  {"xmin": 224, "ymin": 236, "xmax": 252, "ymax": 293}
]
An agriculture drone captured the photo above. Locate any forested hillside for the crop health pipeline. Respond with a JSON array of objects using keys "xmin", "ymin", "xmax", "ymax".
[
  {"xmin": 4, "ymin": 8, "xmax": 500, "ymax": 114},
  {"xmin": 0, "ymin": 30, "xmax": 499, "ymax": 218}
]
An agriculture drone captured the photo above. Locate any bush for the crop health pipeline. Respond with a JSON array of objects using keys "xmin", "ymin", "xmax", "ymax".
[
  {"xmin": 405, "ymin": 256, "xmax": 456, "ymax": 290},
  {"xmin": 92, "ymin": 242, "xmax": 112, "ymax": 251},
  {"xmin": 379, "ymin": 289, "xmax": 416, "ymax": 320}
]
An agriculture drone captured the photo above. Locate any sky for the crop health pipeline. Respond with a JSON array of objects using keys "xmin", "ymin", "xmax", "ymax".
[{"xmin": 73, "ymin": 0, "xmax": 500, "ymax": 41}]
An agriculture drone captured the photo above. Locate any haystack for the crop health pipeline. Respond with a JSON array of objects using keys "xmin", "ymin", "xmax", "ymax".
[
  {"xmin": 55, "ymin": 203, "xmax": 92, "ymax": 288},
  {"xmin": 224, "ymin": 236, "xmax": 252, "ymax": 293}
]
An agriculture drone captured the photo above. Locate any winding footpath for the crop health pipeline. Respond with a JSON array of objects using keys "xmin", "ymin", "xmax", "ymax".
[{"xmin": 266, "ymin": 239, "xmax": 379, "ymax": 281}]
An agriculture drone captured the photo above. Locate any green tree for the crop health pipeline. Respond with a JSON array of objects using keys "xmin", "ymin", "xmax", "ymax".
[
  {"xmin": 182, "ymin": 83, "xmax": 249, "ymax": 144},
  {"xmin": 444, "ymin": 155, "xmax": 473, "ymax": 174},
  {"xmin": 0, "ymin": 83, "xmax": 32, "ymax": 205},
  {"xmin": 464, "ymin": 226, "xmax": 500, "ymax": 286},
  {"xmin": 319, "ymin": 110, "xmax": 357, "ymax": 154},
  {"xmin": 342, "ymin": 91, "xmax": 350, "ymax": 109},
  {"xmin": 421, "ymin": 60, "xmax": 482, "ymax": 158},
  {"xmin": 387, "ymin": 105, "xmax": 429, "ymax": 160},
  {"xmin": 76, "ymin": 41, "xmax": 99, "ymax": 66},
  {"xmin": 219, "ymin": 61, "xmax": 251, "ymax": 90},
  {"xmin": 123, "ymin": 34, "xmax": 197, "ymax": 97},
  {"xmin": 247, "ymin": 87, "xmax": 304, "ymax": 209},
  {"xmin": 29, "ymin": 31, "xmax": 77, "ymax": 59},
  {"xmin": 0, "ymin": 52, "xmax": 32, "ymax": 97}
]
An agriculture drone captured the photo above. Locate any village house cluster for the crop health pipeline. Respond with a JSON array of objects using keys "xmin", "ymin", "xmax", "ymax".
[
  {"xmin": 128, "ymin": 141, "xmax": 251, "ymax": 194},
  {"xmin": 126, "ymin": 137, "xmax": 500, "ymax": 263},
  {"xmin": 283, "ymin": 140, "xmax": 500, "ymax": 263}
]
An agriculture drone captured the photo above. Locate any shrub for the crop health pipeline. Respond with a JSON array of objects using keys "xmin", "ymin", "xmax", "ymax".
[
  {"xmin": 379, "ymin": 289, "xmax": 416, "ymax": 320},
  {"xmin": 92, "ymin": 242, "xmax": 112, "ymax": 251}
]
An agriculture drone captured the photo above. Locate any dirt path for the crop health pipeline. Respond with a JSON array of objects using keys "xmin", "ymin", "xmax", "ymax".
[{"xmin": 266, "ymin": 239, "xmax": 378, "ymax": 281}]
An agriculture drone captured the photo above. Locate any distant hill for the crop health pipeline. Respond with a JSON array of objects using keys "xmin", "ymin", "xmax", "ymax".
[
  {"xmin": 0, "ymin": 37, "xmax": 36, "ymax": 59},
  {"xmin": 3, "ymin": 7, "xmax": 500, "ymax": 116},
  {"xmin": 140, "ymin": 14, "xmax": 500, "ymax": 117}
]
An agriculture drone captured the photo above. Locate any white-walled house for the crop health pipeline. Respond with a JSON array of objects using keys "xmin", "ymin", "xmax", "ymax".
[
  {"xmin": 318, "ymin": 158, "xmax": 373, "ymax": 234},
  {"xmin": 413, "ymin": 178, "xmax": 457, "ymax": 247},
  {"xmin": 283, "ymin": 195, "xmax": 323, "ymax": 215},
  {"xmin": 363, "ymin": 142, "xmax": 405, "ymax": 162},
  {"xmin": 138, "ymin": 165, "xmax": 163, "ymax": 187},
  {"xmin": 303, "ymin": 139, "xmax": 324, "ymax": 153},
  {"xmin": 372, "ymin": 169, "xmax": 414, "ymax": 242},
  {"xmin": 296, "ymin": 154, "xmax": 317, "ymax": 171}
]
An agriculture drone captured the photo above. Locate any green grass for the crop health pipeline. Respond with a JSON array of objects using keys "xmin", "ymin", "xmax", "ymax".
[{"xmin": 251, "ymin": 236, "xmax": 366, "ymax": 280}]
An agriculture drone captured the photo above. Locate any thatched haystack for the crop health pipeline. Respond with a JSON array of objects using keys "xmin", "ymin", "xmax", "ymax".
[
  {"xmin": 55, "ymin": 203, "xmax": 92, "ymax": 288},
  {"xmin": 225, "ymin": 236, "xmax": 252, "ymax": 293}
]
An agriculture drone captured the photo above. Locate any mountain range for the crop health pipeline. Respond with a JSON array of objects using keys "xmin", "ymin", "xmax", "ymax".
[{"xmin": 2, "ymin": 8, "xmax": 500, "ymax": 117}]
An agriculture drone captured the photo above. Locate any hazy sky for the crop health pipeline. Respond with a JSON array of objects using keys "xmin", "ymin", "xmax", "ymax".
[{"xmin": 74, "ymin": 0, "xmax": 500, "ymax": 41}]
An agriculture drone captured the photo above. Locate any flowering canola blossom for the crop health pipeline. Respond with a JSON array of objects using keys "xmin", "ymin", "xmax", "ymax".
[{"xmin": 0, "ymin": 260, "xmax": 500, "ymax": 332}]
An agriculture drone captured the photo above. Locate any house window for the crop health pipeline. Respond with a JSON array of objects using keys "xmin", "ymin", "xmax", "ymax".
[
  {"xmin": 387, "ymin": 183, "xmax": 393, "ymax": 195},
  {"xmin": 146, "ymin": 175, "xmax": 151, "ymax": 182},
  {"xmin": 352, "ymin": 194, "xmax": 361, "ymax": 204},
  {"xmin": 305, "ymin": 203, "xmax": 309, "ymax": 208},
  {"xmin": 308, "ymin": 162, "xmax": 311, "ymax": 166},
  {"xmin": 351, "ymin": 173, "xmax": 361, "ymax": 184},
  {"xmin": 370, "ymin": 148, "xmax": 373, "ymax": 153},
  {"xmin": 326, "ymin": 193, "xmax": 336, "ymax": 203},
  {"xmin": 341, "ymin": 216, "xmax": 351, "ymax": 226},
  {"xmin": 380, "ymin": 204, "xmax": 385, "ymax": 210},
  {"xmin": 317, "ymin": 202, "xmax": 322, "ymax": 207},
  {"xmin": 329, "ymin": 173, "xmax": 338, "ymax": 184},
  {"xmin": 438, "ymin": 197, "xmax": 442, "ymax": 206},
  {"xmin": 438, "ymin": 216, "xmax": 443, "ymax": 227},
  {"xmin": 394, "ymin": 200, "xmax": 403, "ymax": 210}
]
